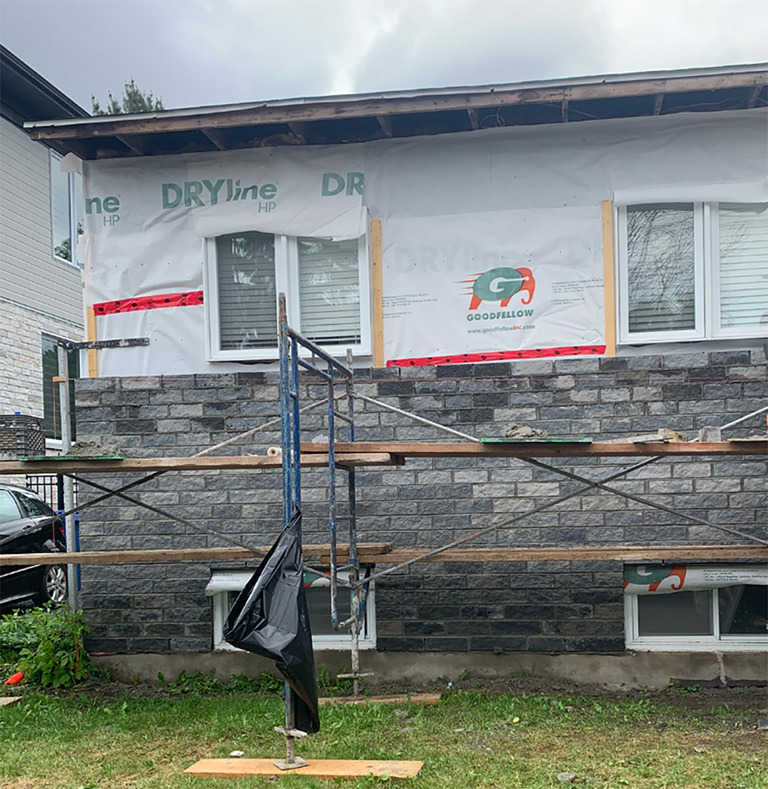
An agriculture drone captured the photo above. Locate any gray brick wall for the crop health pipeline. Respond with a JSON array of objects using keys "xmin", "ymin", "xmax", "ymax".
[{"xmin": 74, "ymin": 350, "xmax": 767, "ymax": 655}]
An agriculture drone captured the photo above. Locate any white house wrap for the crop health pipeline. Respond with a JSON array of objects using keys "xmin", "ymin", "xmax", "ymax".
[{"xmin": 78, "ymin": 109, "xmax": 768, "ymax": 376}]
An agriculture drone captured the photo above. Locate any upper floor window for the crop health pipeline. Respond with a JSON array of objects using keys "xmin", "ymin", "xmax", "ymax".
[
  {"xmin": 204, "ymin": 230, "xmax": 370, "ymax": 361},
  {"xmin": 617, "ymin": 202, "xmax": 768, "ymax": 343},
  {"xmin": 50, "ymin": 151, "xmax": 82, "ymax": 266}
]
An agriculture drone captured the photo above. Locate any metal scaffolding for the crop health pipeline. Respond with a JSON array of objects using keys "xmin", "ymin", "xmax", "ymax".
[{"xmin": 0, "ymin": 300, "xmax": 766, "ymax": 771}]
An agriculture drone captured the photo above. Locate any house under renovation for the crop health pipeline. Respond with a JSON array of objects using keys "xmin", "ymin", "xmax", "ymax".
[{"xmin": 19, "ymin": 62, "xmax": 768, "ymax": 688}]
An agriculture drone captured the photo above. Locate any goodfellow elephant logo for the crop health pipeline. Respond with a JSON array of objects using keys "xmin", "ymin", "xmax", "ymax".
[
  {"xmin": 623, "ymin": 565, "xmax": 687, "ymax": 592},
  {"xmin": 461, "ymin": 267, "xmax": 536, "ymax": 310}
]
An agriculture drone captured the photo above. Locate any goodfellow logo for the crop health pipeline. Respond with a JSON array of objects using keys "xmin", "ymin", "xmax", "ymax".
[{"xmin": 460, "ymin": 267, "xmax": 536, "ymax": 310}]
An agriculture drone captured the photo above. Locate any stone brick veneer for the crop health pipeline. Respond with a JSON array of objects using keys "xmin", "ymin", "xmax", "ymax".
[{"xmin": 74, "ymin": 350, "xmax": 767, "ymax": 655}]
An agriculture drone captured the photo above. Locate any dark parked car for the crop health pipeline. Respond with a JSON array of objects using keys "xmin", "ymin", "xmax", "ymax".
[{"xmin": 0, "ymin": 483, "xmax": 67, "ymax": 609}]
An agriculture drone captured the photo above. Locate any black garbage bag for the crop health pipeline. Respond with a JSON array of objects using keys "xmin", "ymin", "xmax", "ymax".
[{"xmin": 223, "ymin": 510, "xmax": 320, "ymax": 733}]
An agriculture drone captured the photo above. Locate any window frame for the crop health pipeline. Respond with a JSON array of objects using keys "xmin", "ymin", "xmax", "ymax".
[
  {"xmin": 616, "ymin": 201, "xmax": 768, "ymax": 344},
  {"xmin": 41, "ymin": 333, "xmax": 79, "ymax": 441},
  {"xmin": 207, "ymin": 568, "xmax": 377, "ymax": 652},
  {"xmin": 49, "ymin": 151, "xmax": 81, "ymax": 269},
  {"xmin": 204, "ymin": 233, "xmax": 372, "ymax": 362},
  {"xmin": 624, "ymin": 584, "xmax": 768, "ymax": 652}
]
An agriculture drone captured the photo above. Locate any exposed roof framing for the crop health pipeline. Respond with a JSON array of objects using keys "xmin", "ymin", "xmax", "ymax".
[{"xmin": 23, "ymin": 63, "xmax": 768, "ymax": 160}]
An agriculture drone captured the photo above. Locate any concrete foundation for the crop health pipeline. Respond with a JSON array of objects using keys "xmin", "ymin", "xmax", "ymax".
[{"xmin": 93, "ymin": 649, "xmax": 768, "ymax": 691}]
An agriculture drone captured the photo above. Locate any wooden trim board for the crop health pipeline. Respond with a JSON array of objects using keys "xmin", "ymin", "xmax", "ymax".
[
  {"xmin": 601, "ymin": 200, "xmax": 617, "ymax": 358},
  {"xmin": 2, "ymin": 544, "xmax": 764, "ymax": 567},
  {"xmin": 301, "ymin": 440, "xmax": 768, "ymax": 458},
  {"xmin": 0, "ymin": 697, "xmax": 22, "ymax": 708},
  {"xmin": 184, "ymin": 758, "xmax": 423, "ymax": 779},
  {"xmin": 0, "ymin": 452, "xmax": 403, "ymax": 475},
  {"xmin": 85, "ymin": 306, "xmax": 98, "ymax": 378},
  {"xmin": 371, "ymin": 218, "xmax": 384, "ymax": 368}
]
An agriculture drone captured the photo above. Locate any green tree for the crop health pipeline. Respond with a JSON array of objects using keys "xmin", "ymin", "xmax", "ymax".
[{"xmin": 91, "ymin": 78, "xmax": 164, "ymax": 115}]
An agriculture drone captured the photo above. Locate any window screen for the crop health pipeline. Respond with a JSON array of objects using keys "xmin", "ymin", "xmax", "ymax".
[
  {"xmin": 718, "ymin": 203, "xmax": 768, "ymax": 329},
  {"xmin": 216, "ymin": 232, "xmax": 277, "ymax": 350},
  {"xmin": 298, "ymin": 237, "xmax": 361, "ymax": 345},
  {"xmin": 626, "ymin": 204, "xmax": 696, "ymax": 333}
]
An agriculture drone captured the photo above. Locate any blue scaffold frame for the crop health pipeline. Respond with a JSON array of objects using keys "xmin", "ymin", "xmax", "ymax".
[{"xmin": 277, "ymin": 293, "xmax": 371, "ymax": 766}]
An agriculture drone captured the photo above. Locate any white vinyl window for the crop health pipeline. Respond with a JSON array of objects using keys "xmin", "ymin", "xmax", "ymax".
[
  {"xmin": 207, "ymin": 569, "xmax": 376, "ymax": 651},
  {"xmin": 616, "ymin": 202, "xmax": 768, "ymax": 343},
  {"xmin": 50, "ymin": 151, "xmax": 82, "ymax": 267},
  {"xmin": 204, "ymin": 231, "xmax": 371, "ymax": 361},
  {"xmin": 624, "ymin": 567, "xmax": 768, "ymax": 652}
]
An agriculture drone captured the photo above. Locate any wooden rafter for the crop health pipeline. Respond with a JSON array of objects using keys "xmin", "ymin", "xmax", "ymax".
[
  {"xmin": 653, "ymin": 94, "xmax": 664, "ymax": 115},
  {"xmin": 287, "ymin": 121, "xmax": 308, "ymax": 143},
  {"xmin": 466, "ymin": 107, "xmax": 479, "ymax": 130},
  {"xmin": 376, "ymin": 115, "xmax": 394, "ymax": 137},
  {"xmin": 199, "ymin": 128, "xmax": 226, "ymax": 150},
  {"xmin": 561, "ymin": 99, "xmax": 569, "ymax": 122},
  {"xmin": 747, "ymin": 84, "xmax": 762, "ymax": 108},
  {"xmin": 114, "ymin": 135, "xmax": 145, "ymax": 155}
]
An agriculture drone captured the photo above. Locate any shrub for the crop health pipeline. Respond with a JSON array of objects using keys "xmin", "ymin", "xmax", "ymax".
[{"xmin": 0, "ymin": 606, "xmax": 91, "ymax": 687}]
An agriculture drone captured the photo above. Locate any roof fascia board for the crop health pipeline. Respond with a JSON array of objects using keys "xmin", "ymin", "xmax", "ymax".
[
  {"xmin": 26, "ymin": 70, "xmax": 768, "ymax": 142},
  {"xmin": 24, "ymin": 61, "xmax": 768, "ymax": 129},
  {"xmin": 0, "ymin": 45, "xmax": 88, "ymax": 120}
]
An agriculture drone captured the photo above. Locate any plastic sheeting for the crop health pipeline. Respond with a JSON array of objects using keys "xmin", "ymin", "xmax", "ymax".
[
  {"xmin": 80, "ymin": 108, "xmax": 768, "ymax": 374},
  {"xmin": 624, "ymin": 564, "xmax": 768, "ymax": 595},
  {"xmin": 378, "ymin": 206, "xmax": 605, "ymax": 362},
  {"xmin": 223, "ymin": 511, "xmax": 319, "ymax": 734},
  {"xmin": 81, "ymin": 144, "xmax": 366, "ymax": 305}
]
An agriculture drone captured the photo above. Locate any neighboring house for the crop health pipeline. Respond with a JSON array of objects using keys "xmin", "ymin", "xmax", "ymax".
[
  {"xmin": 25, "ymin": 64, "xmax": 768, "ymax": 687},
  {"xmin": 0, "ymin": 46, "xmax": 87, "ymax": 451}
]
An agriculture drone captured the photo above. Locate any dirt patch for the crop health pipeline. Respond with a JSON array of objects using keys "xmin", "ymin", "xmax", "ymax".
[
  {"xmin": 3, "ymin": 672, "xmax": 766, "ymax": 716},
  {"xmin": 368, "ymin": 674, "xmax": 768, "ymax": 713}
]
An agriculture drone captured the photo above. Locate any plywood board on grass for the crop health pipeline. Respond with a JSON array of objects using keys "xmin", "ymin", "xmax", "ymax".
[{"xmin": 184, "ymin": 758, "xmax": 423, "ymax": 779}]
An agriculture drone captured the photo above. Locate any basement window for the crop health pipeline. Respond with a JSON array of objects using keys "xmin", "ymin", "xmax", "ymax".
[
  {"xmin": 203, "ymin": 231, "xmax": 371, "ymax": 361},
  {"xmin": 207, "ymin": 568, "xmax": 376, "ymax": 651},
  {"xmin": 623, "ymin": 564, "xmax": 768, "ymax": 652}
]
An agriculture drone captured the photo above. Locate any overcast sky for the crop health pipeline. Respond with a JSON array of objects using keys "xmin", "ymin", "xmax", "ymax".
[{"xmin": 1, "ymin": 0, "xmax": 766, "ymax": 112}]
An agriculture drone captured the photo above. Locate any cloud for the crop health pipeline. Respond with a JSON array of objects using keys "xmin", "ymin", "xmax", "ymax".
[{"xmin": 0, "ymin": 0, "xmax": 765, "ymax": 113}]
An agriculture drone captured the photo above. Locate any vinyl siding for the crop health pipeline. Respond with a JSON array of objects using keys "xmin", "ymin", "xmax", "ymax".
[{"xmin": 0, "ymin": 117, "xmax": 83, "ymax": 327}]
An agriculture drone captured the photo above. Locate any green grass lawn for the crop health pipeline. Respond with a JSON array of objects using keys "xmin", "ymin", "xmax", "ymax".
[{"xmin": 1, "ymin": 684, "xmax": 765, "ymax": 788}]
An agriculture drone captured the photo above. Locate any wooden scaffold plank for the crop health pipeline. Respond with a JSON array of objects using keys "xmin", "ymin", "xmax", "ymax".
[
  {"xmin": 302, "ymin": 440, "xmax": 768, "ymax": 458},
  {"xmin": 0, "ymin": 452, "xmax": 404, "ymax": 475},
  {"xmin": 2, "ymin": 544, "xmax": 764, "ymax": 567}
]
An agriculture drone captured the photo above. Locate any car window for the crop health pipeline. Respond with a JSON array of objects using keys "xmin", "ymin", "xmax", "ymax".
[
  {"xmin": 14, "ymin": 491, "xmax": 54, "ymax": 518},
  {"xmin": 0, "ymin": 490, "xmax": 23, "ymax": 524}
]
